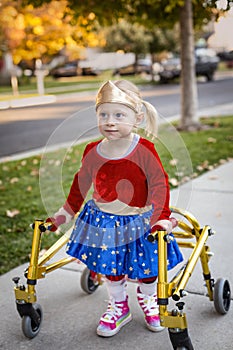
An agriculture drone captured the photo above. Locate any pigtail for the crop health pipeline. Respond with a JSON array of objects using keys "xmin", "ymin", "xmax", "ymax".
[{"xmin": 142, "ymin": 100, "xmax": 158, "ymax": 138}]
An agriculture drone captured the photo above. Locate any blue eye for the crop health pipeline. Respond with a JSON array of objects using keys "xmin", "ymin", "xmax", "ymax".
[
  {"xmin": 99, "ymin": 112, "xmax": 107, "ymax": 118},
  {"xmin": 115, "ymin": 113, "xmax": 124, "ymax": 119}
]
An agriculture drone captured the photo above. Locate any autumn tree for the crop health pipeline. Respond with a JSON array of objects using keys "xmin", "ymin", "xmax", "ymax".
[{"xmin": 0, "ymin": 0, "xmax": 104, "ymax": 81}]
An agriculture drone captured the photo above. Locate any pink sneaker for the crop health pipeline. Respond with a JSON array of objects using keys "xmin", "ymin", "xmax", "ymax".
[
  {"xmin": 137, "ymin": 286, "xmax": 165, "ymax": 332},
  {"xmin": 97, "ymin": 296, "xmax": 132, "ymax": 337}
]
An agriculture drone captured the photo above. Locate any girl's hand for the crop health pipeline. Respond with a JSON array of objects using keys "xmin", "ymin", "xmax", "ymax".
[
  {"xmin": 152, "ymin": 217, "xmax": 178, "ymax": 233},
  {"xmin": 45, "ymin": 215, "xmax": 66, "ymax": 232}
]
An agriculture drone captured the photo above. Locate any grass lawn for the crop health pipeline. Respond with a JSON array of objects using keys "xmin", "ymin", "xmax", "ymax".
[
  {"xmin": 0, "ymin": 72, "xmax": 149, "ymax": 97},
  {"xmin": 0, "ymin": 116, "xmax": 232, "ymax": 275}
]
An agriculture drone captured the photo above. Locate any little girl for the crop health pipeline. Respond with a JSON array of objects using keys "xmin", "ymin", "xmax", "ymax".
[{"xmin": 47, "ymin": 80, "xmax": 183, "ymax": 337}]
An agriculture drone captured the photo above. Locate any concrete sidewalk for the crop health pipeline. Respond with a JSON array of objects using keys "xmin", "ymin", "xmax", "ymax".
[{"xmin": 0, "ymin": 161, "xmax": 233, "ymax": 350}]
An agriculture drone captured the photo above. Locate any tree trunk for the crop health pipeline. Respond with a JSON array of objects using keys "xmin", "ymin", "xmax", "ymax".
[
  {"xmin": 0, "ymin": 53, "xmax": 12, "ymax": 86},
  {"xmin": 179, "ymin": 0, "xmax": 200, "ymax": 130}
]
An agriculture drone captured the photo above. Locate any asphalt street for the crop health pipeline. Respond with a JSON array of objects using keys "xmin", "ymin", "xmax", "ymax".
[{"xmin": 1, "ymin": 72, "xmax": 233, "ymax": 159}]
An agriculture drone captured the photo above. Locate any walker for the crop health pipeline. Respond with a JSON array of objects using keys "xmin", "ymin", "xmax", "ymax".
[{"xmin": 12, "ymin": 206, "xmax": 231, "ymax": 349}]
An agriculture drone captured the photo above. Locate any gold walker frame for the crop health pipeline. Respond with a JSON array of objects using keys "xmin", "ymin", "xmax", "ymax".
[{"xmin": 12, "ymin": 207, "xmax": 231, "ymax": 349}]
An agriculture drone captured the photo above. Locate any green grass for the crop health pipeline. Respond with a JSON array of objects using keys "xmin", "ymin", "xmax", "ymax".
[
  {"xmin": 0, "ymin": 72, "xmax": 149, "ymax": 96},
  {"xmin": 0, "ymin": 76, "xmax": 101, "ymax": 95},
  {"xmin": 0, "ymin": 116, "xmax": 232, "ymax": 275}
]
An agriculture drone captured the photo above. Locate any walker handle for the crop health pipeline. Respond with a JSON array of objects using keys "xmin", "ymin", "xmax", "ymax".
[
  {"xmin": 147, "ymin": 217, "xmax": 178, "ymax": 242},
  {"xmin": 30, "ymin": 221, "xmax": 53, "ymax": 232},
  {"xmin": 39, "ymin": 222, "xmax": 53, "ymax": 232}
]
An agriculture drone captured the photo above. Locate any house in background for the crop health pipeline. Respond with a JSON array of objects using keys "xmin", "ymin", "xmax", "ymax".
[{"xmin": 208, "ymin": 7, "xmax": 233, "ymax": 52}]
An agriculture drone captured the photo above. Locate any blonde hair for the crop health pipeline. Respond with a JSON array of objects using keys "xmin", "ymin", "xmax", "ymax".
[{"xmin": 96, "ymin": 80, "xmax": 158, "ymax": 137}]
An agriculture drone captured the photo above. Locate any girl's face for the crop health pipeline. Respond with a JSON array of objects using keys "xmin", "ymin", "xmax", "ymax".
[{"xmin": 97, "ymin": 103, "xmax": 142, "ymax": 141}]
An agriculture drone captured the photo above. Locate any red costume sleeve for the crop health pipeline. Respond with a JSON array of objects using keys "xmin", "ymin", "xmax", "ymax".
[
  {"xmin": 63, "ymin": 143, "xmax": 95, "ymax": 216},
  {"xmin": 141, "ymin": 139, "xmax": 171, "ymax": 230}
]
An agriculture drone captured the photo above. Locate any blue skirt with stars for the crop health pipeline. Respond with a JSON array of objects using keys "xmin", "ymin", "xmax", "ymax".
[{"xmin": 66, "ymin": 200, "xmax": 183, "ymax": 279}]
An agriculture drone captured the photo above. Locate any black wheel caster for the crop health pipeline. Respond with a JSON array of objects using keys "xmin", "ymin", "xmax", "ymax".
[
  {"xmin": 168, "ymin": 328, "xmax": 194, "ymax": 350},
  {"xmin": 213, "ymin": 278, "xmax": 231, "ymax": 314},
  {"xmin": 21, "ymin": 303, "xmax": 43, "ymax": 339},
  {"xmin": 80, "ymin": 267, "xmax": 99, "ymax": 294}
]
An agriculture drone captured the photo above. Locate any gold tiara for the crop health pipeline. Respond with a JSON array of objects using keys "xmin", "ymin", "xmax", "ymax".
[{"xmin": 95, "ymin": 80, "xmax": 142, "ymax": 113}]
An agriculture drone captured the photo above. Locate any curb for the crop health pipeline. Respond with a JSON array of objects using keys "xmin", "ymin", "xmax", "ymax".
[{"xmin": 0, "ymin": 95, "xmax": 57, "ymax": 110}]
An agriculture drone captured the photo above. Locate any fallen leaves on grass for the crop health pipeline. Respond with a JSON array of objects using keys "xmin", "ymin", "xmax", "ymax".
[
  {"xmin": 169, "ymin": 178, "xmax": 179, "ymax": 187},
  {"xmin": 47, "ymin": 159, "xmax": 61, "ymax": 166},
  {"xmin": 207, "ymin": 137, "xmax": 217, "ymax": 143},
  {"xmin": 196, "ymin": 160, "xmax": 215, "ymax": 172},
  {"xmin": 169, "ymin": 159, "xmax": 178, "ymax": 166},
  {"xmin": 10, "ymin": 177, "xmax": 19, "ymax": 184},
  {"xmin": 6, "ymin": 209, "xmax": 20, "ymax": 217},
  {"xmin": 30, "ymin": 169, "xmax": 39, "ymax": 176}
]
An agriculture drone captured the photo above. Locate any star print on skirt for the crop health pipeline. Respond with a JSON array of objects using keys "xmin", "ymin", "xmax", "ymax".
[{"xmin": 66, "ymin": 200, "xmax": 183, "ymax": 279}]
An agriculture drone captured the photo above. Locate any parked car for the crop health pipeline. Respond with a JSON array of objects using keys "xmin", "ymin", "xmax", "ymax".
[
  {"xmin": 50, "ymin": 62, "xmax": 78, "ymax": 78},
  {"xmin": 217, "ymin": 50, "xmax": 233, "ymax": 68},
  {"xmin": 113, "ymin": 58, "xmax": 153, "ymax": 76},
  {"xmin": 50, "ymin": 62, "xmax": 99, "ymax": 78},
  {"xmin": 159, "ymin": 48, "xmax": 219, "ymax": 83},
  {"xmin": 158, "ymin": 57, "xmax": 181, "ymax": 82},
  {"xmin": 81, "ymin": 67, "xmax": 100, "ymax": 76}
]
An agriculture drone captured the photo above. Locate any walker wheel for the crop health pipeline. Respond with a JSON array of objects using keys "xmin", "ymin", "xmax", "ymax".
[
  {"xmin": 213, "ymin": 278, "xmax": 231, "ymax": 314},
  {"xmin": 80, "ymin": 267, "xmax": 99, "ymax": 294},
  {"xmin": 22, "ymin": 303, "xmax": 43, "ymax": 339},
  {"xmin": 169, "ymin": 328, "xmax": 194, "ymax": 350}
]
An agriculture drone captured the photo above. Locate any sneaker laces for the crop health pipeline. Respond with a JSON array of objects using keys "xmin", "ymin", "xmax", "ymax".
[
  {"xmin": 138, "ymin": 291, "xmax": 159, "ymax": 316},
  {"xmin": 100, "ymin": 297, "xmax": 125, "ymax": 324}
]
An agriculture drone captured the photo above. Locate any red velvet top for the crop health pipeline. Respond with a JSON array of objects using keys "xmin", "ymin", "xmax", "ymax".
[{"xmin": 64, "ymin": 137, "xmax": 171, "ymax": 231}]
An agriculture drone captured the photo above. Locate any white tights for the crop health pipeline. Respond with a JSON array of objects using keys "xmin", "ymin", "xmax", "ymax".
[
  {"xmin": 106, "ymin": 278, "xmax": 157, "ymax": 301},
  {"xmin": 106, "ymin": 278, "xmax": 127, "ymax": 302}
]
